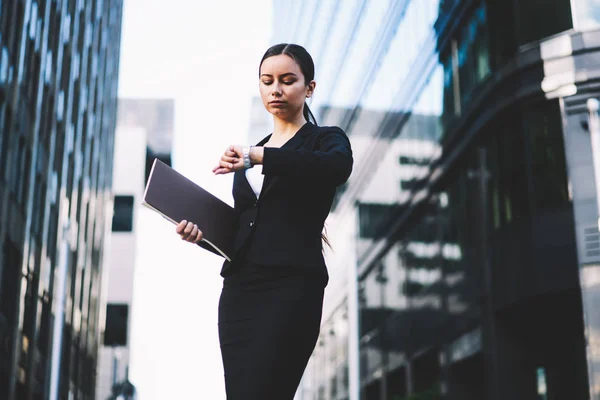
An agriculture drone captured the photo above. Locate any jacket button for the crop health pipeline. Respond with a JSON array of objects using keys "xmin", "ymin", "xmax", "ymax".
[{"xmin": 249, "ymin": 221, "xmax": 254, "ymax": 227}]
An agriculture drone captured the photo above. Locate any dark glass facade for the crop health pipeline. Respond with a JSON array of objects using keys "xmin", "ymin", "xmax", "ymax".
[
  {"xmin": 0, "ymin": 0, "xmax": 123, "ymax": 399},
  {"xmin": 273, "ymin": 0, "xmax": 600, "ymax": 399}
]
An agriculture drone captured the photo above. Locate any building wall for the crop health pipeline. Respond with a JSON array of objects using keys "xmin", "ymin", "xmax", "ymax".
[
  {"xmin": 0, "ymin": 0, "xmax": 124, "ymax": 399},
  {"xmin": 273, "ymin": 0, "xmax": 600, "ymax": 399}
]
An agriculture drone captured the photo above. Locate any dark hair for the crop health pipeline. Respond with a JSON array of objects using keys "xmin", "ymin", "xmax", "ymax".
[{"xmin": 258, "ymin": 43, "xmax": 318, "ymax": 126}]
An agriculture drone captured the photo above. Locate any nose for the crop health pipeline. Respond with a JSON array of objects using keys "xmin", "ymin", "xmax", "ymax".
[{"xmin": 271, "ymin": 82, "xmax": 282, "ymax": 97}]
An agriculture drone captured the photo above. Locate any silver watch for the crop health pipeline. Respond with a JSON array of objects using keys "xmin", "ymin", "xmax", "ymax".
[{"xmin": 242, "ymin": 146, "xmax": 252, "ymax": 169}]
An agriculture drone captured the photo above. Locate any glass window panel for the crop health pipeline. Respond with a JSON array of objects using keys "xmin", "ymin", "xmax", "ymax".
[
  {"xmin": 572, "ymin": 0, "xmax": 600, "ymax": 30},
  {"xmin": 516, "ymin": 0, "xmax": 572, "ymax": 44},
  {"xmin": 486, "ymin": 107, "xmax": 529, "ymax": 231},
  {"xmin": 29, "ymin": 2, "xmax": 38, "ymax": 40},
  {"xmin": 295, "ymin": 0, "xmax": 319, "ymax": 46},
  {"xmin": 1, "ymin": 239, "xmax": 21, "ymax": 324},
  {"xmin": 524, "ymin": 101, "xmax": 570, "ymax": 211},
  {"xmin": 329, "ymin": 0, "xmax": 391, "ymax": 108},
  {"xmin": 314, "ymin": 0, "xmax": 361, "ymax": 104},
  {"xmin": 306, "ymin": 0, "xmax": 337, "ymax": 66},
  {"xmin": 457, "ymin": 2, "xmax": 491, "ymax": 106},
  {"xmin": 0, "ymin": 104, "xmax": 5, "ymax": 172},
  {"xmin": 0, "ymin": 47, "xmax": 8, "ymax": 83},
  {"xmin": 111, "ymin": 195, "xmax": 134, "ymax": 232},
  {"xmin": 362, "ymin": 0, "xmax": 442, "ymax": 111}
]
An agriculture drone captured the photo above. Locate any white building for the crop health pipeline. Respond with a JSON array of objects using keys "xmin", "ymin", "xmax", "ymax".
[{"xmin": 96, "ymin": 99, "xmax": 174, "ymax": 400}]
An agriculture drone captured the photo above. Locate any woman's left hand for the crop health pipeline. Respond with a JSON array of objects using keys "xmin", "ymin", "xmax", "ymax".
[{"xmin": 213, "ymin": 145, "xmax": 244, "ymax": 175}]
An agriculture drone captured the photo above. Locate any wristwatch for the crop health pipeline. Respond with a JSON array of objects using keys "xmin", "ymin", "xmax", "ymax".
[{"xmin": 243, "ymin": 146, "xmax": 252, "ymax": 169}]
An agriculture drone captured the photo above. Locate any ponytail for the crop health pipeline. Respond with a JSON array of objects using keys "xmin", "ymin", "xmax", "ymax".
[
  {"xmin": 321, "ymin": 228, "xmax": 331, "ymax": 251},
  {"xmin": 303, "ymin": 101, "xmax": 318, "ymax": 126}
]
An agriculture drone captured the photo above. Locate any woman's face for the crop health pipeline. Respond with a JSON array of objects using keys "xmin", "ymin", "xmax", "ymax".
[{"xmin": 259, "ymin": 54, "xmax": 315, "ymax": 121}]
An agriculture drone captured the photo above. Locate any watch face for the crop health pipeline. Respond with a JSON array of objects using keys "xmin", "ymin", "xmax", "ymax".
[{"xmin": 243, "ymin": 147, "xmax": 252, "ymax": 168}]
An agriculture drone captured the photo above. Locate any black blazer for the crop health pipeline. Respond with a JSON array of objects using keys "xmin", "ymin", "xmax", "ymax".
[{"xmin": 220, "ymin": 122, "xmax": 353, "ymax": 277}]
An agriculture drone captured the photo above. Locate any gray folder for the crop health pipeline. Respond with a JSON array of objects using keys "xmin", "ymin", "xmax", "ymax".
[{"xmin": 142, "ymin": 159, "xmax": 237, "ymax": 261}]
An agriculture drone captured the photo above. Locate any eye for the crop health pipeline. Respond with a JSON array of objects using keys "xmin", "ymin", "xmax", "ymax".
[
  {"xmin": 282, "ymin": 80, "xmax": 295, "ymax": 85},
  {"xmin": 262, "ymin": 80, "xmax": 273, "ymax": 85}
]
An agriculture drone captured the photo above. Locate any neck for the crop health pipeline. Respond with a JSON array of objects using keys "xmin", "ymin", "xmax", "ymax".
[{"xmin": 272, "ymin": 113, "xmax": 307, "ymax": 139}]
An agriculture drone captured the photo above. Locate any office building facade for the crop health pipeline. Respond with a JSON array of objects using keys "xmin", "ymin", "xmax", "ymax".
[
  {"xmin": 273, "ymin": 0, "xmax": 600, "ymax": 399},
  {"xmin": 0, "ymin": 0, "xmax": 123, "ymax": 399},
  {"xmin": 95, "ymin": 98, "xmax": 174, "ymax": 400}
]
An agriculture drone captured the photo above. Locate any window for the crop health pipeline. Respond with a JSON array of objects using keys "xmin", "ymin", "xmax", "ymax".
[
  {"xmin": 31, "ymin": 176, "xmax": 46, "ymax": 237},
  {"xmin": 358, "ymin": 203, "xmax": 405, "ymax": 240},
  {"xmin": 524, "ymin": 101, "xmax": 570, "ymax": 211},
  {"xmin": 457, "ymin": 2, "xmax": 491, "ymax": 106},
  {"xmin": 486, "ymin": 108, "xmax": 530, "ymax": 231},
  {"xmin": 0, "ymin": 104, "xmax": 5, "ymax": 174},
  {"xmin": 516, "ymin": 0, "xmax": 572, "ymax": 45},
  {"xmin": 1, "ymin": 239, "xmax": 21, "ymax": 324},
  {"xmin": 104, "ymin": 303, "xmax": 128, "ymax": 346},
  {"xmin": 37, "ymin": 298, "xmax": 50, "ymax": 355},
  {"xmin": 0, "ymin": 104, "xmax": 11, "ymax": 182},
  {"xmin": 11, "ymin": 136, "xmax": 31, "ymax": 206},
  {"xmin": 111, "ymin": 195, "xmax": 134, "ymax": 232}
]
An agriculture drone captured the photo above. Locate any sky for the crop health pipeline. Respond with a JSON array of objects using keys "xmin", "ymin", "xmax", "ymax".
[{"xmin": 116, "ymin": 1, "xmax": 272, "ymax": 398}]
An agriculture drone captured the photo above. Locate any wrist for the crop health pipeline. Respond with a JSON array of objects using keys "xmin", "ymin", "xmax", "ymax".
[{"xmin": 249, "ymin": 146, "xmax": 264, "ymax": 165}]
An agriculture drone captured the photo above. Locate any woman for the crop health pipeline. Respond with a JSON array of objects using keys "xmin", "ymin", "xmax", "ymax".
[{"xmin": 176, "ymin": 43, "xmax": 353, "ymax": 399}]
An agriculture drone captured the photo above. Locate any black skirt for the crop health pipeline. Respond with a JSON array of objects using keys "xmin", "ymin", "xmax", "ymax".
[{"xmin": 218, "ymin": 262, "xmax": 326, "ymax": 399}]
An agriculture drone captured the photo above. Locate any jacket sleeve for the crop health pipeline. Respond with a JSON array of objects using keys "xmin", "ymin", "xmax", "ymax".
[{"xmin": 261, "ymin": 127, "xmax": 353, "ymax": 186}]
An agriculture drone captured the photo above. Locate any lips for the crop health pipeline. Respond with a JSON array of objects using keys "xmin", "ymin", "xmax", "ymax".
[{"xmin": 269, "ymin": 101, "xmax": 285, "ymax": 105}]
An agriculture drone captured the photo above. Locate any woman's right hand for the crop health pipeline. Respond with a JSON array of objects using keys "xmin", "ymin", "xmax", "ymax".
[{"xmin": 176, "ymin": 220, "xmax": 203, "ymax": 243}]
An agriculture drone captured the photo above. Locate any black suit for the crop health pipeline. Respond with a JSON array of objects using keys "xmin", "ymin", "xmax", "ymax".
[
  {"xmin": 221, "ymin": 121, "xmax": 353, "ymax": 277},
  {"xmin": 217, "ymin": 122, "xmax": 353, "ymax": 399}
]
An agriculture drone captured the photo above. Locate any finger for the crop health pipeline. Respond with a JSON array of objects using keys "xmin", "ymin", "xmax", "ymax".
[
  {"xmin": 181, "ymin": 222, "xmax": 194, "ymax": 239},
  {"xmin": 221, "ymin": 155, "xmax": 238, "ymax": 164},
  {"xmin": 220, "ymin": 160, "xmax": 234, "ymax": 169},
  {"xmin": 192, "ymin": 225, "xmax": 202, "ymax": 243},
  {"xmin": 225, "ymin": 150, "xmax": 237, "ymax": 157},
  {"xmin": 188, "ymin": 224, "xmax": 198, "ymax": 242},
  {"xmin": 176, "ymin": 220, "xmax": 187, "ymax": 233},
  {"xmin": 214, "ymin": 167, "xmax": 232, "ymax": 175}
]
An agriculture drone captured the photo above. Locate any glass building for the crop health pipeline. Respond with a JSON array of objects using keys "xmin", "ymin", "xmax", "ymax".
[
  {"xmin": 0, "ymin": 0, "xmax": 123, "ymax": 399},
  {"xmin": 273, "ymin": 0, "xmax": 600, "ymax": 399}
]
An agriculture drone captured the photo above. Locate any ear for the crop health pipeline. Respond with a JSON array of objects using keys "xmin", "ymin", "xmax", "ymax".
[{"xmin": 306, "ymin": 80, "xmax": 316, "ymax": 98}]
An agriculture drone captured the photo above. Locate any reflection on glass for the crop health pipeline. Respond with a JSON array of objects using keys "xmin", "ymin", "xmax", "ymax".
[
  {"xmin": 362, "ymin": 0, "xmax": 442, "ymax": 111},
  {"xmin": 305, "ymin": 0, "xmax": 337, "ymax": 67},
  {"xmin": 309, "ymin": 301, "xmax": 350, "ymax": 398},
  {"xmin": 316, "ymin": 0, "xmax": 362, "ymax": 107},
  {"xmin": 537, "ymin": 367, "xmax": 548, "ymax": 400},
  {"xmin": 524, "ymin": 101, "xmax": 570, "ymax": 211},
  {"xmin": 580, "ymin": 265, "xmax": 600, "ymax": 396},
  {"xmin": 572, "ymin": 0, "xmax": 600, "ymax": 30},
  {"xmin": 457, "ymin": 2, "xmax": 490, "ymax": 107},
  {"xmin": 294, "ymin": 0, "xmax": 319, "ymax": 46},
  {"xmin": 331, "ymin": 0, "xmax": 392, "ymax": 108}
]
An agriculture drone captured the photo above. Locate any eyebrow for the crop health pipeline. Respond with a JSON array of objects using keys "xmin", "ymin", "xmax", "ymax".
[{"xmin": 260, "ymin": 73, "xmax": 298, "ymax": 78}]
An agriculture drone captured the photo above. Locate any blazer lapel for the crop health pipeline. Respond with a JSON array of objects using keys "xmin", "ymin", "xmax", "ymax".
[{"xmin": 259, "ymin": 122, "xmax": 312, "ymax": 199}]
